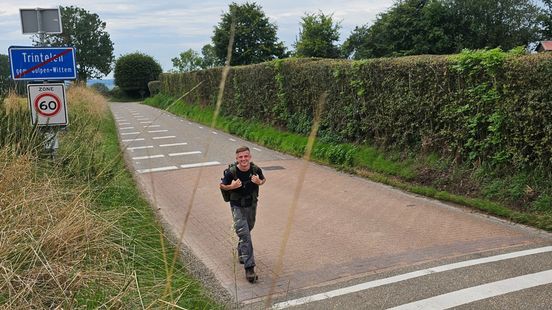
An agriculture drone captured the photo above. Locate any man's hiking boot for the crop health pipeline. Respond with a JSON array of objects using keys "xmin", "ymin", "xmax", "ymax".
[{"xmin": 245, "ymin": 267, "xmax": 258, "ymax": 283}]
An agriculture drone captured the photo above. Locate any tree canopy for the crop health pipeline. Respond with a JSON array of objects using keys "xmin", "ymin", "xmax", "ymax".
[
  {"xmin": 171, "ymin": 49, "xmax": 203, "ymax": 72},
  {"xmin": 36, "ymin": 6, "xmax": 114, "ymax": 82},
  {"xmin": 294, "ymin": 12, "xmax": 341, "ymax": 58},
  {"xmin": 212, "ymin": 2, "xmax": 287, "ymax": 65},
  {"xmin": 114, "ymin": 53, "xmax": 162, "ymax": 98},
  {"xmin": 343, "ymin": 0, "xmax": 543, "ymax": 59}
]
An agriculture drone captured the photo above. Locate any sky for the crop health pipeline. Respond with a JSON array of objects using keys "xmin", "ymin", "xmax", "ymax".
[{"xmin": 0, "ymin": 0, "xmax": 395, "ymax": 78}]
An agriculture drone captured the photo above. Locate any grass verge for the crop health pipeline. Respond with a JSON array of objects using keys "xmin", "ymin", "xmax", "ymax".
[
  {"xmin": 1, "ymin": 86, "xmax": 221, "ymax": 308},
  {"xmin": 144, "ymin": 93, "xmax": 552, "ymax": 232}
]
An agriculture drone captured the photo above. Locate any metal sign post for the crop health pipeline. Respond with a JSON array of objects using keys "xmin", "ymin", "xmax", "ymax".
[{"xmin": 14, "ymin": 7, "xmax": 69, "ymax": 158}]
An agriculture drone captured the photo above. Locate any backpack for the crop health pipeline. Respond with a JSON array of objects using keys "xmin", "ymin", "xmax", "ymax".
[{"xmin": 220, "ymin": 162, "xmax": 260, "ymax": 202}]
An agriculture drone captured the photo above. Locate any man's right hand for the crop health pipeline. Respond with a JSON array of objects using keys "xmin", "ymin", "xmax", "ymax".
[{"xmin": 230, "ymin": 179, "xmax": 242, "ymax": 189}]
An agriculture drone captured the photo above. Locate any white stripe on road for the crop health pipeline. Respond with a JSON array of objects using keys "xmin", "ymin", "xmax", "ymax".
[
  {"xmin": 137, "ymin": 118, "xmax": 150, "ymax": 121},
  {"xmin": 159, "ymin": 142, "xmax": 188, "ymax": 147},
  {"xmin": 272, "ymin": 246, "xmax": 552, "ymax": 309},
  {"xmin": 148, "ymin": 130, "xmax": 168, "ymax": 133},
  {"xmin": 253, "ymin": 147, "xmax": 262, "ymax": 152},
  {"xmin": 388, "ymin": 269, "xmax": 552, "ymax": 310},
  {"xmin": 122, "ymin": 138, "xmax": 145, "ymax": 142},
  {"xmin": 180, "ymin": 161, "xmax": 220, "ymax": 169},
  {"xmin": 120, "ymin": 127, "xmax": 135, "ymax": 130},
  {"xmin": 121, "ymin": 132, "xmax": 140, "ymax": 135},
  {"xmin": 144, "ymin": 125, "xmax": 161, "ymax": 128},
  {"xmin": 140, "ymin": 121, "xmax": 153, "ymax": 124},
  {"xmin": 229, "ymin": 138, "xmax": 236, "ymax": 142},
  {"xmin": 198, "ymin": 126, "xmax": 204, "ymax": 129},
  {"xmin": 132, "ymin": 154, "xmax": 165, "ymax": 160},
  {"xmin": 168, "ymin": 151, "xmax": 201, "ymax": 157},
  {"xmin": 137, "ymin": 166, "xmax": 178, "ymax": 174},
  {"xmin": 212, "ymin": 131, "xmax": 218, "ymax": 135},
  {"xmin": 119, "ymin": 122, "xmax": 131, "ymax": 125},
  {"xmin": 152, "ymin": 136, "xmax": 176, "ymax": 140},
  {"xmin": 127, "ymin": 145, "xmax": 154, "ymax": 150}
]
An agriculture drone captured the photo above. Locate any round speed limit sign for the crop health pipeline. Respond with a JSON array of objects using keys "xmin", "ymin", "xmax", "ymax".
[
  {"xmin": 34, "ymin": 92, "xmax": 62, "ymax": 117},
  {"xmin": 27, "ymin": 83, "xmax": 68, "ymax": 126}
]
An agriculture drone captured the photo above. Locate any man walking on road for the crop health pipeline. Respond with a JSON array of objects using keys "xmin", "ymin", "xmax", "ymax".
[{"xmin": 220, "ymin": 146, "xmax": 266, "ymax": 283}]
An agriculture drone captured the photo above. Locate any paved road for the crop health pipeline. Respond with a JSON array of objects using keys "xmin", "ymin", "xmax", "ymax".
[{"xmin": 110, "ymin": 102, "xmax": 552, "ymax": 309}]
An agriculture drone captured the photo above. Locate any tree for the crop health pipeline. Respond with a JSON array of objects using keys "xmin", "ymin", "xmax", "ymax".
[
  {"xmin": 171, "ymin": 49, "xmax": 203, "ymax": 72},
  {"xmin": 36, "ymin": 6, "xmax": 114, "ymax": 82},
  {"xmin": 343, "ymin": 0, "xmax": 542, "ymax": 59},
  {"xmin": 539, "ymin": 0, "xmax": 552, "ymax": 39},
  {"xmin": 0, "ymin": 54, "xmax": 9, "ymax": 96},
  {"xmin": 114, "ymin": 53, "xmax": 162, "ymax": 98},
  {"xmin": 201, "ymin": 44, "xmax": 220, "ymax": 68},
  {"xmin": 212, "ymin": 2, "xmax": 287, "ymax": 65},
  {"xmin": 294, "ymin": 12, "xmax": 342, "ymax": 58}
]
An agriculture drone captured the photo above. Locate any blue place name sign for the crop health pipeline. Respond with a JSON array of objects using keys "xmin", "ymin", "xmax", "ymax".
[{"xmin": 9, "ymin": 46, "xmax": 77, "ymax": 80}]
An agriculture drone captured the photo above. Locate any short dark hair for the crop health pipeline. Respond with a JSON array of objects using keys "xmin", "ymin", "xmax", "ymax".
[{"xmin": 236, "ymin": 146, "xmax": 250, "ymax": 154}]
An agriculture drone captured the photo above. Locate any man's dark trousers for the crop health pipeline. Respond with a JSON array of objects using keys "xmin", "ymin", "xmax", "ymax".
[{"xmin": 231, "ymin": 203, "xmax": 256, "ymax": 268}]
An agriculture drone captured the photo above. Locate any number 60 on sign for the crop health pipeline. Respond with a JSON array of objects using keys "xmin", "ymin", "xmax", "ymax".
[{"xmin": 27, "ymin": 83, "xmax": 69, "ymax": 126}]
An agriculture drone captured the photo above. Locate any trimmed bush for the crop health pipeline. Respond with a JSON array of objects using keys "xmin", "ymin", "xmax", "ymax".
[{"xmin": 114, "ymin": 52, "xmax": 162, "ymax": 98}]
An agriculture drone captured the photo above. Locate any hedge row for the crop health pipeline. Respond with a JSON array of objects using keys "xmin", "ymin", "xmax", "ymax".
[{"xmin": 159, "ymin": 53, "xmax": 552, "ymax": 171}]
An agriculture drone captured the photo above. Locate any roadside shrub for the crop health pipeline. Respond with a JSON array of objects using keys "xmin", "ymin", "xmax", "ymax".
[
  {"xmin": 147, "ymin": 80, "xmax": 161, "ymax": 95},
  {"xmin": 114, "ymin": 52, "xmax": 162, "ymax": 98},
  {"xmin": 90, "ymin": 82, "xmax": 110, "ymax": 96}
]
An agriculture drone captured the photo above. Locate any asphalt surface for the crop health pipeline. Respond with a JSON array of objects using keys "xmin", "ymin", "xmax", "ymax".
[{"xmin": 110, "ymin": 102, "xmax": 552, "ymax": 309}]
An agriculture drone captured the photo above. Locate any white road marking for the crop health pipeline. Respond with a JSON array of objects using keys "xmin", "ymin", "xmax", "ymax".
[
  {"xmin": 127, "ymin": 145, "xmax": 154, "ymax": 150},
  {"xmin": 120, "ymin": 127, "xmax": 135, "ymax": 130},
  {"xmin": 272, "ymin": 246, "xmax": 552, "ymax": 309},
  {"xmin": 119, "ymin": 122, "xmax": 131, "ymax": 125},
  {"xmin": 388, "ymin": 269, "xmax": 552, "ymax": 310},
  {"xmin": 198, "ymin": 126, "xmax": 203, "ymax": 129},
  {"xmin": 122, "ymin": 138, "xmax": 145, "ymax": 142},
  {"xmin": 159, "ymin": 142, "xmax": 188, "ymax": 147},
  {"xmin": 137, "ymin": 166, "xmax": 179, "ymax": 174},
  {"xmin": 180, "ymin": 161, "xmax": 220, "ymax": 169},
  {"xmin": 253, "ymin": 147, "xmax": 262, "ymax": 152},
  {"xmin": 140, "ymin": 121, "xmax": 153, "ymax": 124},
  {"xmin": 152, "ymin": 136, "xmax": 176, "ymax": 140},
  {"xmin": 144, "ymin": 125, "xmax": 161, "ymax": 128},
  {"xmin": 121, "ymin": 132, "xmax": 140, "ymax": 135},
  {"xmin": 132, "ymin": 154, "xmax": 165, "ymax": 160},
  {"xmin": 169, "ymin": 151, "xmax": 201, "ymax": 157},
  {"xmin": 148, "ymin": 130, "xmax": 168, "ymax": 133},
  {"xmin": 229, "ymin": 138, "xmax": 236, "ymax": 142},
  {"xmin": 188, "ymin": 122, "xmax": 192, "ymax": 125},
  {"xmin": 212, "ymin": 131, "xmax": 218, "ymax": 135},
  {"xmin": 136, "ymin": 118, "xmax": 149, "ymax": 121}
]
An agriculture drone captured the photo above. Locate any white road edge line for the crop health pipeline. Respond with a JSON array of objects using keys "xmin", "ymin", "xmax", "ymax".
[
  {"xmin": 127, "ymin": 145, "xmax": 154, "ymax": 150},
  {"xmin": 159, "ymin": 142, "xmax": 188, "ymax": 147},
  {"xmin": 169, "ymin": 151, "xmax": 202, "ymax": 157},
  {"xmin": 180, "ymin": 161, "xmax": 220, "ymax": 169},
  {"xmin": 132, "ymin": 155, "xmax": 165, "ymax": 160},
  {"xmin": 388, "ymin": 269, "xmax": 552, "ymax": 310},
  {"xmin": 152, "ymin": 136, "xmax": 176, "ymax": 140},
  {"xmin": 137, "ymin": 166, "xmax": 178, "ymax": 174},
  {"xmin": 271, "ymin": 246, "xmax": 552, "ymax": 309}
]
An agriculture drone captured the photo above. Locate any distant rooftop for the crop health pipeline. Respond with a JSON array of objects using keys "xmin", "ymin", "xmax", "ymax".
[{"xmin": 536, "ymin": 41, "xmax": 552, "ymax": 52}]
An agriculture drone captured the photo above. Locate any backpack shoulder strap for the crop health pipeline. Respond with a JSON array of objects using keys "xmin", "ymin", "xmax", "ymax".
[
  {"xmin": 250, "ymin": 162, "xmax": 260, "ymax": 175},
  {"xmin": 228, "ymin": 163, "xmax": 238, "ymax": 180}
]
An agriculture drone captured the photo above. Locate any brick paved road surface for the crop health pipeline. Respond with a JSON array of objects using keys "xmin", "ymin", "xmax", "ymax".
[{"xmin": 111, "ymin": 102, "xmax": 552, "ymax": 309}]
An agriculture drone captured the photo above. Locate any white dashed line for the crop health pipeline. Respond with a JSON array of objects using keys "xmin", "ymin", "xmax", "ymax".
[
  {"xmin": 389, "ymin": 270, "xmax": 552, "ymax": 310},
  {"xmin": 121, "ymin": 132, "xmax": 140, "ymax": 135},
  {"xmin": 180, "ymin": 161, "xmax": 220, "ymax": 169},
  {"xmin": 212, "ymin": 131, "xmax": 218, "ymax": 135},
  {"xmin": 168, "ymin": 151, "xmax": 202, "ymax": 157},
  {"xmin": 253, "ymin": 147, "xmax": 262, "ymax": 152},
  {"xmin": 229, "ymin": 138, "xmax": 236, "ymax": 142},
  {"xmin": 119, "ymin": 122, "xmax": 131, "ymax": 125},
  {"xmin": 122, "ymin": 138, "xmax": 145, "ymax": 142},
  {"xmin": 272, "ymin": 246, "xmax": 552, "ymax": 309},
  {"xmin": 144, "ymin": 125, "xmax": 161, "ymax": 128},
  {"xmin": 148, "ymin": 130, "xmax": 168, "ymax": 133},
  {"xmin": 132, "ymin": 154, "xmax": 165, "ymax": 160},
  {"xmin": 140, "ymin": 121, "xmax": 153, "ymax": 124},
  {"xmin": 136, "ymin": 118, "xmax": 150, "ymax": 121},
  {"xmin": 120, "ymin": 127, "xmax": 135, "ymax": 130},
  {"xmin": 137, "ymin": 166, "xmax": 178, "ymax": 174},
  {"xmin": 159, "ymin": 142, "xmax": 188, "ymax": 147},
  {"xmin": 127, "ymin": 145, "xmax": 154, "ymax": 150},
  {"xmin": 152, "ymin": 136, "xmax": 176, "ymax": 140}
]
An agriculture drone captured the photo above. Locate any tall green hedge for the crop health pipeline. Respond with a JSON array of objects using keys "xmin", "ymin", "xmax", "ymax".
[{"xmin": 159, "ymin": 53, "xmax": 552, "ymax": 171}]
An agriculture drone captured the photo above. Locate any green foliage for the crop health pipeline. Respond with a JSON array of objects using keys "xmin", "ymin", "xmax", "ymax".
[
  {"xmin": 171, "ymin": 49, "xmax": 203, "ymax": 72},
  {"xmin": 342, "ymin": 0, "xmax": 543, "ymax": 59},
  {"xmin": 201, "ymin": 44, "xmax": 220, "ymax": 68},
  {"xmin": 294, "ymin": 12, "xmax": 341, "ymax": 58},
  {"xmin": 114, "ymin": 52, "xmax": 162, "ymax": 98},
  {"xmin": 147, "ymin": 80, "xmax": 161, "ymax": 96},
  {"xmin": 37, "ymin": 6, "xmax": 114, "ymax": 82},
  {"xmin": 0, "ymin": 54, "xmax": 9, "ymax": 97},
  {"xmin": 212, "ymin": 2, "xmax": 287, "ymax": 65}
]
